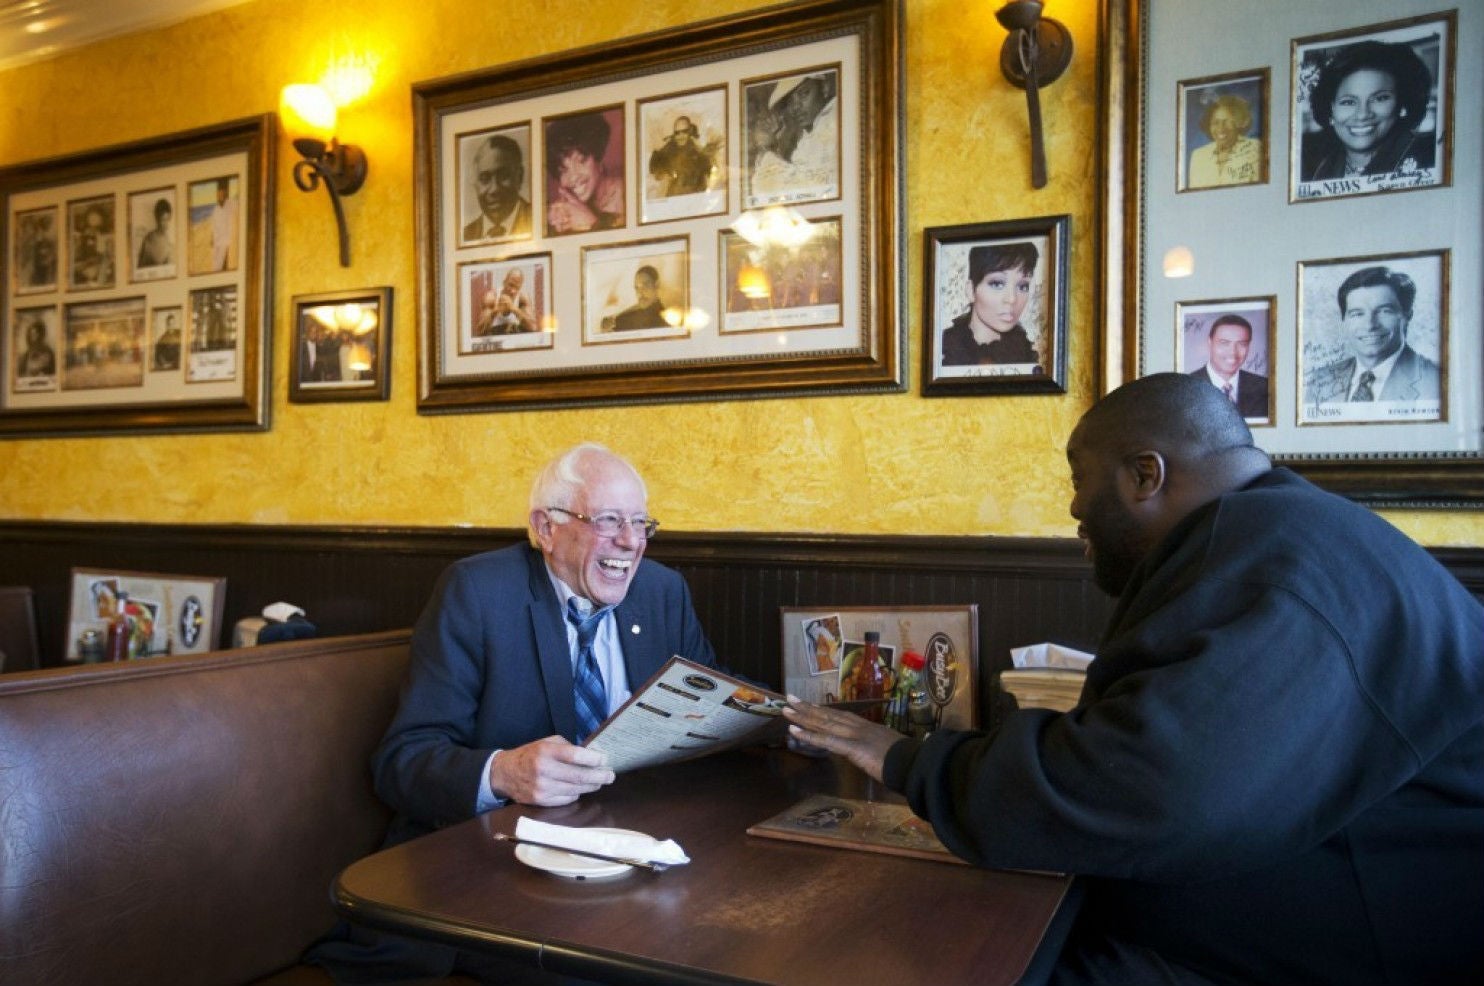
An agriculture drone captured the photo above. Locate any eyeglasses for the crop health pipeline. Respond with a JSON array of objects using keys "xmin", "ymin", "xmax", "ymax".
[{"xmin": 546, "ymin": 506, "xmax": 659, "ymax": 539}]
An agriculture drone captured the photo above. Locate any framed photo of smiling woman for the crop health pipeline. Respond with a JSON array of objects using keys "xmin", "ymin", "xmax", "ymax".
[
  {"xmin": 921, "ymin": 216, "xmax": 1069, "ymax": 397},
  {"xmin": 1291, "ymin": 13, "xmax": 1454, "ymax": 202}
]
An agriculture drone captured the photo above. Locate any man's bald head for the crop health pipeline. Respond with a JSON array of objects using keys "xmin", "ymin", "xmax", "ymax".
[
  {"xmin": 1068, "ymin": 373, "xmax": 1271, "ymax": 595},
  {"xmin": 1072, "ymin": 372, "xmax": 1256, "ymax": 466}
]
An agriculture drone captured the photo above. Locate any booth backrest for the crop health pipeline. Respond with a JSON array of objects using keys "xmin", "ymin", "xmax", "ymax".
[
  {"xmin": 0, "ymin": 585, "xmax": 39, "ymax": 673},
  {"xmin": 0, "ymin": 630, "xmax": 410, "ymax": 986}
]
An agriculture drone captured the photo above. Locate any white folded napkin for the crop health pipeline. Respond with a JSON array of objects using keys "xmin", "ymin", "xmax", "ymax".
[
  {"xmin": 1009, "ymin": 642, "xmax": 1094, "ymax": 671},
  {"xmin": 514, "ymin": 817, "xmax": 690, "ymax": 866}
]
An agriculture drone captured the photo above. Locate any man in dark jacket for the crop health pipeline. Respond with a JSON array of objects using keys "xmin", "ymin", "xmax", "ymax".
[{"xmin": 786, "ymin": 372, "xmax": 1484, "ymax": 984}]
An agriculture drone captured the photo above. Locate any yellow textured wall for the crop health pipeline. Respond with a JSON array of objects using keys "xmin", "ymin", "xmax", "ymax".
[{"xmin": 0, "ymin": 0, "xmax": 1479, "ymax": 546}]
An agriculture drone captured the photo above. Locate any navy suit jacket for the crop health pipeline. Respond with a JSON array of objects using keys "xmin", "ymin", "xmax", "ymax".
[
  {"xmin": 1191, "ymin": 367, "xmax": 1269, "ymax": 419},
  {"xmin": 372, "ymin": 542, "xmax": 717, "ymax": 842}
]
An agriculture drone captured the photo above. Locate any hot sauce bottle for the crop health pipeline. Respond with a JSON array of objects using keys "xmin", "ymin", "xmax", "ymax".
[{"xmin": 851, "ymin": 631, "xmax": 890, "ymax": 722}]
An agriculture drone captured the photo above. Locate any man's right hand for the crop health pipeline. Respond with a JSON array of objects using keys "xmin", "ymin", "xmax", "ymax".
[{"xmin": 489, "ymin": 735, "xmax": 615, "ymax": 806}]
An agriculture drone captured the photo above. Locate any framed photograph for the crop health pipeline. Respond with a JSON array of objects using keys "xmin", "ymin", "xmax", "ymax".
[
  {"xmin": 289, "ymin": 287, "xmax": 394, "ymax": 403},
  {"xmin": 459, "ymin": 254, "xmax": 553, "ymax": 354},
  {"xmin": 10, "ymin": 304, "xmax": 59, "ymax": 392},
  {"xmin": 456, "ymin": 124, "xmax": 535, "ymax": 247},
  {"xmin": 719, "ymin": 216, "xmax": 843, "ymax": 334},
  {"xmin": 639, "ymin": 86, "xmax": 727, "ymax": 224},
  {"xmin": 65, "ymin": 567, "xmax": 226, "ymax": 660},
  {"xmin": 67, "ymin": 194, "xmax": 117, "ymax": 291},
  {"xmin": 742, "ymin": 65, "xmax": 842, "ymax": 209},
  {"xmin": 1100, "ymin": 1, "xmax": 1483, "ymax": 505},
  {"xmin": 781, "ymin": 605, "xmax": 979, "ymax": 732},
  {"xmin": 1297, "ymin": 251, "xmax": 1445, "ymax": 425},
  {"xmin": 12, "ymin": 205, "xmax": 58, "ymax": 295},
  {"xmin": 582, "ymin": 237, "xmax": 689, "ymax": 344},
  {"xmin": 1291, "ymin": 13, "xmax": 1454, "ymax": 203},
  {"xmin": 149, "ymin": 305, "xmax": 183, "ymax": 372},
  {"xmin": 127, "ymin": 186, "xmax": 177, "ymax": 282},
  {"xmin": 64, "ymin": 297, "xmax": 145, "ymax": 391},
  {"xmin": 186, "ymin": 284, "xmax": 237, "ymax": 383},
  {"xmin": 412, "ymin": 0, "xmax": 902, "ymax": 412},
  {"xmin": 921, "ymin": 215, "xmax": 1069, "ymax": 397},
  {"xmin": 186, "ymin": 175, "xmax": 241, "ymax": 275},
  {"xmin": 543, "ymin": 106, "xmax": 627, "ymax": 236},
  {"xmin": 1177, "ymin": 69, "xmax": 1270, "ymax": 191},
  {"xmin": 0, "ymin": 114, "xmax": 273, "ymax": 436},
  {"xmin": 1177, "ymin": 296, "xmax": 1276, "ymax": 425}
]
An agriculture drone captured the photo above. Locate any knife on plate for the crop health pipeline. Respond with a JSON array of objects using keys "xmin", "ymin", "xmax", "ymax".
[{"xmin": 493, "ymin": 832, "xmax": 669, "ymax": 872}]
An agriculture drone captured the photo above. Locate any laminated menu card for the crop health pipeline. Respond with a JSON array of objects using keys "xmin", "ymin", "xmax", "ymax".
[
  {"xmin": 584, "ymin": 656, "xmax": 788, "ymax": 773},
  {"xmin": 747, "ymin": 793, "xmax": 966, "ymax": 865}
]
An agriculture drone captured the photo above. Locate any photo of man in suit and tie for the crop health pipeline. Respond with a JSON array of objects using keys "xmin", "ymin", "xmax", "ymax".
[
  {"xmin": 1301, "ymin": 260, "xmax": 1443, "ymax": 424},
  {"xmin": 459, "ymin": 129, "xmax": 533, "ymax": 244},
  {"xmin": 1188, "ymin": 312, "xmax": 1270, "ymax": 422}
]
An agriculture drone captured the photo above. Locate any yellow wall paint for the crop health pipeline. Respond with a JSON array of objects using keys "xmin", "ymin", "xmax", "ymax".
[{"xmin": 1, "ymin": 0, "xmax": 1481, "ymax": 547}]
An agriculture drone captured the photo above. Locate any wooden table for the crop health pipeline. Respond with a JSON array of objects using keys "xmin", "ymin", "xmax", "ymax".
[{"xmin": 334, "ymin": 747, "xmax": 1070, "ymax": 986}]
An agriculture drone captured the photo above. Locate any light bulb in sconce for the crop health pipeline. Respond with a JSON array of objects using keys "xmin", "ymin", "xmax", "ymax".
[
  {"xmin": 279, "ymin": 82, "xmax": 368, "ymax": 267},
  {"xmin": 281, "ymin": 84, "xmax": 337, "ymax": 145},
  {"xmin": 1163, "ymin": 246, "xmax": 1195, "ymax": 278}
]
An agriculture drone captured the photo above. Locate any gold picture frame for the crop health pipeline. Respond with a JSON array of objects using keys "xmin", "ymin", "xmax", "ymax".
[
  {"xmin": 412, "ymin": 0, "xmax": 902, "ymax": 413},
  {"xmin": 0, "ymin": 115, "xmax": 275, "ymax": 437},
  {"xmin": 1101, "ymin": 1, "xmax": 1482, "ymax": 506}
]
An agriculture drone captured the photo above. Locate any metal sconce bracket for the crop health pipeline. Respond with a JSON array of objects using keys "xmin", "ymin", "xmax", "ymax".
[
  {"xmin": 291, "ymin": 137, "xmax": 368, "ymax": 267},
  {"xmin": 996, "ymin": 2, "xmax": 1074, "ymax": 189}
]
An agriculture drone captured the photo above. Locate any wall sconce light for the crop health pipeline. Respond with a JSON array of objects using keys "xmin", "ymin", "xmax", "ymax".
[
  {"xmin": 995, "ymin": 2, "xmax": 1073, "ymax": 190},
  {"xmin": 280, "ymin": 83, "xmax": 368, "ymax": 267}
]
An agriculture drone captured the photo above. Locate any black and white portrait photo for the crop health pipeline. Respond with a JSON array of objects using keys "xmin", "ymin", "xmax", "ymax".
[
  {"xmin": 742, "ymin": 66, "xmax": 840, "ymax": 209},
  {"xmin": 457, "ymin": 124, "xmax": 533, "ymax": 246},
  {"xmin": 149, "ymin": 307, "xmax": 183, "ymax": 372},
  {"xmin": 1298, "ymin": 251, "xmax": 1446, "ymax": 425},
  {"xmin": 13, "ymin": 206, "xmax": 58, "ymax": 295},
  {"xmin": 67, "ymin": 195, "xmax": 116, "ymax": 291},
  {"xmin": 129, "ymin": 187, "xmax": 177, "ymax": 282},
  {"xmin": 11, "ymin": 305, "xmax": 59, "ymax": 392},
  {"xmin": 186, "ymin": 285, "xmax": 238, "ymax": 383},
  {"xmin": 1292, "ymin": 13, "xmax": 1453, "ymax": 201}
]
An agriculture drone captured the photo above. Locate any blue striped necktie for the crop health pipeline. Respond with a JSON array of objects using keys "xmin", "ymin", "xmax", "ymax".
[{"xmin": 566, "ymin": 598, "xmax": 610, "ymax": 743}]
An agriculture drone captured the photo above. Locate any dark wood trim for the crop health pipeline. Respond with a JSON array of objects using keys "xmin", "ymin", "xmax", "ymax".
[{"xmin": 3, "ymin": 522, "xmax": 1478, "ymax": 713}]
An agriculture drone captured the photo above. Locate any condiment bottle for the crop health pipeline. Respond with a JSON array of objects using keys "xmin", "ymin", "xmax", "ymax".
[
  {"xmin": 104, "ymin": 591, "xmax": 131, "ymax": 662},
  {"xmin": 853, "ymin": 631, "xmax": 889, "ymax": 722},
  {"xmin": 77, "ymin": 629, "xmax": 105, "ymax": 663},
  {"xmin": 888, "ymin": 649, "xmax": 926, "ymax": 732}
]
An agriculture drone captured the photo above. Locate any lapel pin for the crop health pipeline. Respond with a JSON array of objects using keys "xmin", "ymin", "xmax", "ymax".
[{"xmin": 631, "ymin": 624, "xmax": 641, "ymax": 635}]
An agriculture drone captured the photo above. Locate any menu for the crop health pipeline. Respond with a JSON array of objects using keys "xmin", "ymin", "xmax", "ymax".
[
  {"xmin": 584, "ymin": 656, "xmax": 788, "ymax": 773},
  {"xmin": 747, "ymin": 793, "xmax": 965, "ymax": 865}
]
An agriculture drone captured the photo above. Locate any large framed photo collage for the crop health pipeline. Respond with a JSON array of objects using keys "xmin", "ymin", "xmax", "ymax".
[
  {"xmin": 0, "ymin": 116, "xmax": 273, "ymax": 437},
  {"xmin": 1103, "ymin": 0, "xmax": 1483, "ymax": 505},
  {"xmin": 413, "ymin": 0, "xmax": 902, "ymax": 413}
]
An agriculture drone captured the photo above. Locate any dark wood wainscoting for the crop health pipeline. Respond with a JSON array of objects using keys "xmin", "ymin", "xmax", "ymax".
[{"xmin": 4, "ymin": 521, "xmax": 1481, "ymax": 710}]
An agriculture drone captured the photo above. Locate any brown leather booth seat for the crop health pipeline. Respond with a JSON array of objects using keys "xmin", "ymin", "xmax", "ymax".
[{"xmin": 0, "ymin": 630, "xmax": 413, "ymax": 985}]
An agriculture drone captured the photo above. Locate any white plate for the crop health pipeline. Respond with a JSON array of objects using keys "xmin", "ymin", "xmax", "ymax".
[{"xmin": 513, "ymin": 827, "xmax": 640, "ymax": 880}]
